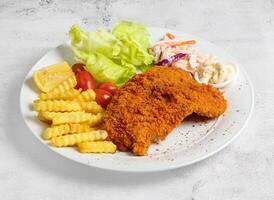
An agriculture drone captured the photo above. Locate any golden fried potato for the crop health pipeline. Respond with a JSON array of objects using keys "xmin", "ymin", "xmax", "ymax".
[
  {"xmin": 78, "ymin": 141, "xmax": 116, "ymax": 153},
  {"xmin": 52, "ymin": 112, "xmax": 92, "ymax": 125},
  {"xmin": 79, "ymin": 101, "xmax": 104, "ymax": 113},
  {"xmin": 33, "ymin": 100, "xmax": 82, "ymax": 112},
  {"xmin": 39, "ymin": 89, "xmax": 80, "ymax": 101},
  {"xmin": 38, "ymin": 111, "xmax": 84, "ymax": 122},
  {"xmin": 52, "ymin": 112, "xmax": 103, "ymax": 126},
  {"xmin": 42, "ymin": 124, "xmax": 70, "ymax": 140},
  {"xmin": 37, "ymin": 112, "xmax": 50, "ymax": 123},
  {"xmin": 77, "ymin": 89, "xmax": 96, "ymax": 102},
  {"xmin": 69, "ymin": 123, "xmax": 91, "ymax": 133},
  {"xmin": 51, "ymin": 130, "xmax": 108, "ymax": 147},
  {"xmin": 51, "ymin": 75, "xmax": 77, "ymax": 94}
]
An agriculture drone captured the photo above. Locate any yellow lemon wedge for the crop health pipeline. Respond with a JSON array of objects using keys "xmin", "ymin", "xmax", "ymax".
[{"xmin": 33, "ymin": 62, "xmax": 74, "ymax": 93}]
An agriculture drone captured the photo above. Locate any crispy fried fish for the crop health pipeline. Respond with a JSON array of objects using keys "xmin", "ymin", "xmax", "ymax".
[{"xmin": 103, "ymin": 66, "xmax": 227, "ymax": 156}]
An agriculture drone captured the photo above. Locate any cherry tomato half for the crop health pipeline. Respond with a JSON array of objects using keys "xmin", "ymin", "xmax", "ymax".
[
  {"xmin": 98, "ymin": 82, "xmax": 118, "ymax": 95},
  {"xmin": 94, "ymin": 89, "xmax": 112, "ymax": 109},
  {"xmin": 75, "ymin": 71, "xmax": 96, "ymax": 91},
  {"xmin": 72, "ymin": 63, "xmax": 85, "ymax": 74}
]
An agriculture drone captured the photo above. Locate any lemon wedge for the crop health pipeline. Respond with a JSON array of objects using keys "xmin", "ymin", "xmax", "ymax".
[{"xmin": 33, "ymin": 62, "xmax": 73, "ymax": 93}]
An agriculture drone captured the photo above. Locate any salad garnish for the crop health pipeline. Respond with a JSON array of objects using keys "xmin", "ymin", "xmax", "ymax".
[
  {"xmin": 69, "ymin": 21, "xmax": 153, "ymax": 86},
  {"xmin": 149, "ymin": 33, "xmax": 236, "ymax": 88}
]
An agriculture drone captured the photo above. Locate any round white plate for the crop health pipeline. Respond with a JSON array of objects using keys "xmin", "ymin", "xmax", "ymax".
[{"xmin": 20, "ymin": 27, "xmax": 254, "ymax": 172}]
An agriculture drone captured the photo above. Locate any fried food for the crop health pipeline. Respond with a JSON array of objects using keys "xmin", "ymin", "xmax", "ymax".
[
  {"xmin": 51, "ymin": 130, "xmax": 108, "ymax": 147},
  {"xmin": 79, "ymin": 101, "xmax": 104, "ymax": 113},
  {"xmin": 33, "ymin": 100, "xmax": 82, "ymax": 112},
  {"xmin": 52, "ymin": 112, "xmax": 103, "ymax": 125},
  {"xmin": 69, "ymin": 123, "xmax": 91, "ymax": 134},
  {"xmin": 78, "ymin": 141, "xmax": 117, "ymax": 153},
  {"xmin": 42, "ymin": 123, "xmax": 91, "ymax": 139},
  {"xmin": 77, "ymin": 89, "xmax": 96, "ymax": 102},
  {"xmin": 51, "ymin": 75, "xmax": 77, "ymax": 93},
  {"xmin": 103, "ymin": 66, "xmax": 227, "ymax": 156},
  {"xmin": 38, "ymin": 111, "xmax": 84, "ymax": 122},
  {"xmin": 39, "ymin": 88, "xmax": 80, "ymax": 100},
  {"xmin": 43, "ymin": 124, "xmax": 71, "ymax": 140}
]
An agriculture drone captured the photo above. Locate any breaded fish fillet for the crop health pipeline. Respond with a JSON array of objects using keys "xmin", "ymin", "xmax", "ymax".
[{"xmin": 103, "ymin": 66, "xmax": 227, "ymax": 156}]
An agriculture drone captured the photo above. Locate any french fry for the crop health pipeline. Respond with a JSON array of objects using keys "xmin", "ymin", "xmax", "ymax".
[
  {"xmin": 38, "ymin": 111, "xmax": 84, "ymax": 122},
  {"xmin": 69, "ymin": 123, "xmax": 91, "ymax": 133},
  {"xmin": 88, "ymin": 112, "xmax": 104, "ymax": 126},
  {"xmin": 77, "ymin": 89, "xmax": 96, "ymax": 102},
  {"xmin": 51, "ymin": 75, "xmax": 77, "ymax": 93},
  {"xmin": 38, "ymin": 112, "xmax": 64, "ymax": 122},
  {"xmin": 42, "ymin": 124, "xmax": 70, "ymax": 140},
  {"xmin": 37, "ymin": 112, "xmax": 50, "ymax": 123},
  {"xmin": 78, "ymin": 141, "xmax": 116, "ymax": 153},
  {"xmin": 39, "ymin": 89, "xmax": 80, "ymax": 100},
  {"xmin": 42, "ymin": 123, "xmax": 91, "ymax": 139},
  {"xmin": 52, "ymin": 112, "xmax": 92, "ymax": 125},
  {"xmin": 80, "ymin": 101, "xmax": 104, "ymax": 113},
  {"xmin": 52, "ymin": 112, "xmax": 103, "ymax": 126},
  {"xmin": 51, "ymin": 130, "xmax": 108, "ymax": 147},
  {"xmin": 33, "ymin": 100, "xmax": 82, "ymax": 112}
]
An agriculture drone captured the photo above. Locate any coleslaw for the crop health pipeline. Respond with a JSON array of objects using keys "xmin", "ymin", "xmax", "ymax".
[{"xmin": 149, "ymin": 33, "xmax": 236, "ymax": 88}]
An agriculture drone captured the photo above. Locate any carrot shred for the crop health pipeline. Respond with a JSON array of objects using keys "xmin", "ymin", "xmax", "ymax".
[
  {"xmin": 163, "ymin": 40, "xmax": 196, "ymax": 47},
  {"xmin": 166, "ymin": 32, "xmax": 175, "ymax": 39}
]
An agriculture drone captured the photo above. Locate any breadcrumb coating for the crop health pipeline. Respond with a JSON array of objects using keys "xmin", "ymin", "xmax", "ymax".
[{"xmin": 103, "ymin": 66, "xmax": 227, "ymax": 156}]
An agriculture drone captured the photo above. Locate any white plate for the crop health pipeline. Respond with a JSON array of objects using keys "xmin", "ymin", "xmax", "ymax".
[{"xmin": 20, "ymin": 27, "xmax": 254, "ymax": 172}]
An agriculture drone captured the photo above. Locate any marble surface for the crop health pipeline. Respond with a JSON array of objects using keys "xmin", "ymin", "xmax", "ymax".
[{"xmin": 0, "ymin": 0, "xmax": 273, "ymax": 199}]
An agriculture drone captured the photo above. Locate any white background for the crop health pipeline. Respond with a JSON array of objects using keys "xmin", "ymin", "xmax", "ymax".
[{"xmin": 1, "ymin": 0, "xmax": 273, "ymax": 199}]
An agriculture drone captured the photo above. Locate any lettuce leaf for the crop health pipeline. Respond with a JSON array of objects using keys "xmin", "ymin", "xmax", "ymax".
[
  {"xmin": 69, "ymin": 22, "xmax": 153, "ymax": 86},
  {"xmin": 85, "ymin": 53, "xmax": 136, "ymax": 86},
  {"xmin": 112, "ymin": 21, "xmax": 154, "ymax": 67},
  {"xmin": 69, "ymin": 25, "xmax": 122, "ymax": 64}
]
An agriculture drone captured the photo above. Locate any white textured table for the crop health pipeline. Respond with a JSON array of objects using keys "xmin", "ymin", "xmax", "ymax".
[{"xmin": 1, "ymin": 0, "xmax": 273, "ymax": 199}]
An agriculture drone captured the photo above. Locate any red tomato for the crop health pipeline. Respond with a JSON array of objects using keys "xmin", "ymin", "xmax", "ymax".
[
  {"xmin": 94, "ymin": 89, "xmax": 112, "ymax": 109},
  {"xmin": 75, "ymin": 71, "xmax": 96, "ymax": 91},
  {"xmin": 98, "ymin": 82, "xmax": 118, "ymax": 95},
  {"xmin": 72, "ymin": 63, "xmax": 85, "ymax": 74}
]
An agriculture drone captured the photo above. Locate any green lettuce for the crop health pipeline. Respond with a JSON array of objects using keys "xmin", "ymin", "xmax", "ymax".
[
  {"xmin": 69, "ymin": 21, "xmax": 153, "ymax": 86},
  {"xmin": 85, "ymin": 53, "xmax": 136, "ymax": 86},
  {"xmin": 112, "ymin": 21, "xmax": 153, "ymax": 67}
]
